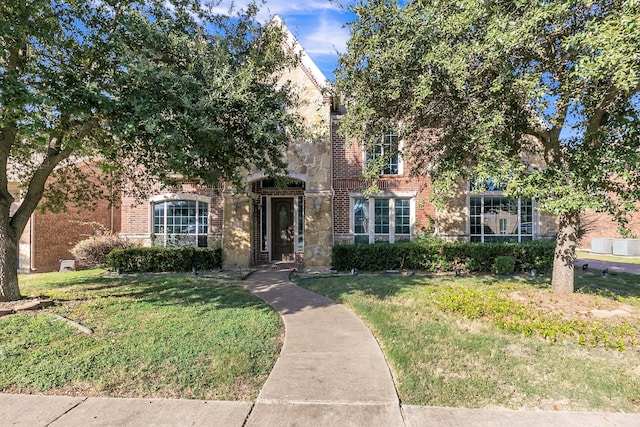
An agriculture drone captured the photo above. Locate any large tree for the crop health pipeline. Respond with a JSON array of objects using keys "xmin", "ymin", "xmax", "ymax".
[
  {"xmin": 0, "ymin": 1, "xmax": 300, "ymax": 301},
  {"xmin": 335, "ymin": 0, "xmax": 640, "ymax": 293}
]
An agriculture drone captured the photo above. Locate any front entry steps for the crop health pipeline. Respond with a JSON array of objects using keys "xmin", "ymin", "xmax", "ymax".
[{"xmin": 253, "ymin": 261, "xmax": 296, "ymax": 271}]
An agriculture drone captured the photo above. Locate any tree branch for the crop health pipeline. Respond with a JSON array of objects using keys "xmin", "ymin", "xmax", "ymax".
[
  {"xmin": 586, "ymin": 87, "xmax": 618, "ymax": 136},
  {"xmin": 10, "ymin": 137, "xmax": 74, "ymax": 235}
]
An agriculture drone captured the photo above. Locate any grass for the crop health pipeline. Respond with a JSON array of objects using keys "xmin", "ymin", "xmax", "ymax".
[
  {"xmin": 577, "ymin": 250, "xmax": 640, "ymax": 265},
  {"xmin": 0, "ymin": 270, "xmax": 283, "ymax": 400},
  {"xmin": 294, "ymin": 270, "xmax": 640, "ymax": 412}
]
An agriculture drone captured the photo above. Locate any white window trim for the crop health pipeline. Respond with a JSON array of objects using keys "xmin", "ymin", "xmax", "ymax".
[
  {"xmin": 350, "ymin": 192, "xmax": 416, "ymax": 244},
  {"xmin": 149, "ymin": 193, "xmax": 211, "ymax": 205},
  {"xmin": 467, "ymin": 191, "xmax": 538, "ymax": 242},
  {"xmin": 362, "ymin": 131, "xmax": 404, "ymax": 176},
  {"xmin": 149, "ymin": 193, "xmax": 211, "ymax": 247}
]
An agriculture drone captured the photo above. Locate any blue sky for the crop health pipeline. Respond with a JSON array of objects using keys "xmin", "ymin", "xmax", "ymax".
[{"xmin": 212, "ymin": 1, "xmax": 355, "ymax": 82}]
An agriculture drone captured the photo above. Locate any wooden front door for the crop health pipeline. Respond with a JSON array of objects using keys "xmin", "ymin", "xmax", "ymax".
[{"xmin": 271, "ymin": 198, "xmax": 294, "ymax": 261}]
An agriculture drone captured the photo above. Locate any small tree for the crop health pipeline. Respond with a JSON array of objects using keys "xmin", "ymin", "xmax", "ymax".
[
  {"xmin": 1, "ymin": 1, "xmax": 301, "ymax": 301},
  {"xmin": 335, "ymin": 0, "xmax": 640, "ymax": 293}
]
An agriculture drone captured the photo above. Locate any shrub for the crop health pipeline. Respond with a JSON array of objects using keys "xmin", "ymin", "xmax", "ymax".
[
  {"xmin": 107, "ymin": 246, "xmax": 223, "ymax": 273},
  {"xmin": 492, "ymin": 256, "xmax": 516, "ymax": 275},
  {"xmin": 332, "ymin": 240, "xmax": 555, "ymax": 274},
  {"xmin": 71, "ymin": 234, "xmax": 137, "ymax": 268}
]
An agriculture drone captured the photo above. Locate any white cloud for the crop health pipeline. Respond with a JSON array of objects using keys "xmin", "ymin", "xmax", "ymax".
[
  {"xmin": 299, "ymin": 16, "xmax": 350, "ymax": 55},
  {"xmin": 202, "ymin": 0, "xmax": 354, "ymax": 81},
  {"xmin": 206, "ymin": 0, "xmax": 341, "ymax": 21}
]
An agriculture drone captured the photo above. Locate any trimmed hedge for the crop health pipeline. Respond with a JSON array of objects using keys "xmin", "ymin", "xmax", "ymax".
[
  {"xmin": 107, "ymin": 247, "xmax": 223, "ymax": 273},
  {"xmin": 492, "ymin": 256, "xmax": 516, "ymax": 275},
  {"xmin": 332, "ymin": 240, "xmax": 555, "ymax": 274}
]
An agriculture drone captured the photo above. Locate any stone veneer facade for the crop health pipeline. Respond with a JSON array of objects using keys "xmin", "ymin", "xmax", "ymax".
[{"xmin": 221, "ymin": 54, "xmax": 334, "ymax": 270}]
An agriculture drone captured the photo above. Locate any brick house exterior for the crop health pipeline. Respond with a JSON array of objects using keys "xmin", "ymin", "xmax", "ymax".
[
  {"xmin": 331, "ymin": 119, "xmax": 436, "ymax": 246},
  {"xmin": 15, "ymin": 18, "xmax": 639, "ymax": 273},
  {"xmin": 14, "ymin": 160, "xmax": 120, "ymax": 273}
]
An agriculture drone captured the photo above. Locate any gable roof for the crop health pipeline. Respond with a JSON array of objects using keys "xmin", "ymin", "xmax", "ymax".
[{"xmin": 271, "ymin": 15, "xmax": 329, "ymax": 92}]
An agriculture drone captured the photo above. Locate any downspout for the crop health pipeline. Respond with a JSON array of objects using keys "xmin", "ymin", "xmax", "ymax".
[
  {"xmin": 109, "ymin": 174, "xmax": 115, "ymax": 232},
  {"xmin": 29, "ymin": 212, "xmax": 36, "ymax": 272}
]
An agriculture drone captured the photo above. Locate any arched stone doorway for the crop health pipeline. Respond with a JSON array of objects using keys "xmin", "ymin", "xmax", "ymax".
[{"xmin": 250, "ymin": 178, "xmax": 305, "ymax": 265}]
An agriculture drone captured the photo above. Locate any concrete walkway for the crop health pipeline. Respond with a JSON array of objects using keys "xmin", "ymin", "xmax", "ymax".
[
  {"xmin": 243, "ymin": 269, "xmax": 403, "ymax": 426},
  {"xmin": 3, "ymin": 269, "xmax": 640, "ymax": 426}
]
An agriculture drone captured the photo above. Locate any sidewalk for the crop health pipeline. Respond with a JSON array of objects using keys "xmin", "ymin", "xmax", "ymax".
[{"xmin": 2, "ymin": 269, "xmax": 640, "ymax": 426}]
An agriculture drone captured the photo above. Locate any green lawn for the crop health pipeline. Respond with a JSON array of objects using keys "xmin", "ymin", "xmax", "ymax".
[
  {"xmin": 0, "ymin": 270, "xmax": 283, "ymax": 400},
  {"xmin": 294, "ymin": 270, "xmax": 640, "ymax": 412},
  {"xmin": 577, "ymin": 250, "xmax": 640, "ymax": 265}
]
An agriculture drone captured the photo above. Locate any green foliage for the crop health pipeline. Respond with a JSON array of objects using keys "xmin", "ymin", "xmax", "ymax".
[
  {"xmin": 107, "ymin": 247, "xmax": 222, "ymax": 273},
  {"xmin": 492, "ymin": 256, "xmax": 516, "ymax": 275},
  {"xmin": 434, "ymin": 286, "xmax": 637, "ymax": 351},
  {"xmin": 1, "ymin": 1, "xmax": 301, "ymax": 197},
  {"xmin": 71, "ymin": 234, "xmax": 138, "ymax": 268},
  {"xmin": 0, "ymin": 0, "xmax": 301, "ymax": 300},
  {"xmin": 336, "ymin": 0, "xmax": 640, "ymax": 291},
  {"xmin": 332, "ymin": 241, "xmax": 554, "ymax": 273}
]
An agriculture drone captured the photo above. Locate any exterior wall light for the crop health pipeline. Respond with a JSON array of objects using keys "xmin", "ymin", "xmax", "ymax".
[
  {"xmin": 314, "ymin": 197, "xmax": 322, "ymax": 215},
  {"xmin": 231, "ymin": 199, "xmax": 238, "ymax": 215}
]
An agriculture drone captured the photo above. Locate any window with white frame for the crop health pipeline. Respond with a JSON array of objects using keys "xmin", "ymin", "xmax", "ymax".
[
  {"xmin": 152, "ymin": 199, "xmax": 208, "ymax": 247},
  {"xmin": 366, "ymin": 131, "xmax": 401, "ymax": 175},
  {"xmin": 353, "ymin": 197, "xmax": 413, "ymax": 243},
  {"xmin": 469, "ymin": 182, "xmax": 534, "ymax": 242}
]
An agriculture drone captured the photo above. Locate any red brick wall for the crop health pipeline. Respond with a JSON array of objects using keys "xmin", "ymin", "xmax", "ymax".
[
  {"xmin": 32, "ymin": 163, "xmax": 121, "ymax": 272},
  {"xmin": 331, "ymin": 119, "xmax": 435, "ymax": 236},
  {"xmin": 120, "ymin": 195, "xmax": 150, "ymax": 235},
  {"xmin": 579, "ymin": 208, "xmax": 640, "ymax": 249}
]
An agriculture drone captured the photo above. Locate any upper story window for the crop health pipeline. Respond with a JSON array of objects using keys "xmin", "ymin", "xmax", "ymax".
[
  {"xmin": 366, "ymin": 131, "xmax": 401, "ymax": 175},
  {"xmin": 152, "ymin": 197, "xmax": 209, "ymax": 247}
]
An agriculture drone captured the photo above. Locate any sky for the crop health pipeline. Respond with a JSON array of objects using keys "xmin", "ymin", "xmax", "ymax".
[{"xmin": 211, "ymin": 1, "xmax": 356, "ymax": 82}]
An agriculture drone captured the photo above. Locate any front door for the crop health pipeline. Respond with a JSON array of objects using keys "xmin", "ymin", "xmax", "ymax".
[{"xmin": 271, "ymin": 198, "xmax": 294, "ymax": 261}]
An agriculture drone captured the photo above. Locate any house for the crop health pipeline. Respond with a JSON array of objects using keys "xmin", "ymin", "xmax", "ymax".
[
  {"xmin": 12, "ymin": 160, "xmax": 121, "ymax": 273},
  {"xmin": 15, "ymin": 18, "xmax": 634, "ymax": 273},
  {"xmin": 116, "ymin": 18, "xmax": 557, "ymax": 271}
]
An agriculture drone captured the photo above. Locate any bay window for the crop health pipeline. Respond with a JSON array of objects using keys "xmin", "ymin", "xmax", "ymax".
[{"xmin": 152, "ymin": 199, "xmax": 209, "ymax": 247}]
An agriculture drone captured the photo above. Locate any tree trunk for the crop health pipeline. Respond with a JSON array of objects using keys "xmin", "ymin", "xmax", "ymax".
[
  {"xmin": 551, "ymin": 211, "xmax": 580, "ymax": 294},
  {"xmin": 0, "ymin": 215, "xmax": 21, "ymax": 301}
]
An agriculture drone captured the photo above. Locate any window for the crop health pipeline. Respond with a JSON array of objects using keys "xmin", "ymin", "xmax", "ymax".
[
  {"xmin": 395, "ymin": 199, "xmax": 411, "ymax": 238},
  {"xmin": 470, "ymin": 196, "xmax": 533, "ymax": 242},
  {"xmin": 366, "ymin": 131, "xmax": 401, "ymax": 175},
  {"xmin": 374, "ymin": 199, "xmax": 390, "ymax": 234},
  {"xmin": 153, "ymin": 199, "xmax": 208, "ymax": 247},
  {"xmin": 354, "ymin": 198, "xmax": 369, "ymax": 244},
  {"xmin": 353, "ymin": 197, "xmax": 413, "ymax": 244}
]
